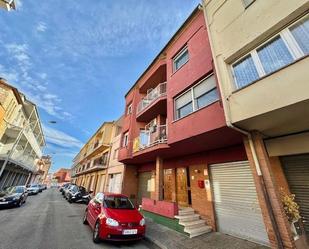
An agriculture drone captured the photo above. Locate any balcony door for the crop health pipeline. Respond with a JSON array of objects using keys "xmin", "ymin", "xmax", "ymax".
[{"xmin": 140, "ymin": 129, "xmax": 150, "ymax": 148}]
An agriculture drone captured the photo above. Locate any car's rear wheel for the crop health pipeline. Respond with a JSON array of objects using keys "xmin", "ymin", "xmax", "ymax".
[
  {"xmin": 93, "ymin": 221, "xmax": 101, "ymax": 243},
  {"xmin": 82, "ymin": 210, "xmax": 88, "ymax": 225}
]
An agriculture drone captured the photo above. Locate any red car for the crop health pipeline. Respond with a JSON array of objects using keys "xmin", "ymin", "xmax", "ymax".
[{"xmin": 83, "ymin": 192, "xmax": 146, "ymax": 243}]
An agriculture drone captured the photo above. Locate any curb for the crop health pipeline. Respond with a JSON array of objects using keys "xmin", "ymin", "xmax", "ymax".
[{"xmin": 144, "ymin": 235, "xmax": 168, "ymax": 249}]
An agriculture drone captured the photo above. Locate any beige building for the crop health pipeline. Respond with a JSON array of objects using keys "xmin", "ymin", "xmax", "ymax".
[
  {"xmin": 203, "ymin": 0, "xmax": 308, "ymax": 248},
  {"xmin": 31, "ymin": 155, "xmax": 52, "ymax": 184},
  {"xmin": 0, "ymin": 79, "xmax": 45, "ymax": 189},
  {"xmin": 103, "ymin": 117, "xmax": 124, "ymax": 194},
  {"xmin": 72, "ymin": 117, "xmax": 124, "ymax": 194}
]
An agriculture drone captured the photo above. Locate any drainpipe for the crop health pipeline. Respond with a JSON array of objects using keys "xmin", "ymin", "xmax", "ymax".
[{"xmin": 201, "ymin": 3, "xmax": 284, "ymax": 248}]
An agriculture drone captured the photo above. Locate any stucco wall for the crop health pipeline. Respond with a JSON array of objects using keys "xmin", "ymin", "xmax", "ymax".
[{"xmin": 203, "ymin": 0, "xmax": 309, "ymax": 125}]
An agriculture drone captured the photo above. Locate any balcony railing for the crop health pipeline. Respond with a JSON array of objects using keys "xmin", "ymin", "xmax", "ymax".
[
  {"xmin": 133, "ymin": 124, "xmax": 167, "ymax": 152},
  {"xmin": 9, "ymin": 150, "xmax": 36, "ymax": 171},
  {"xmin": 137, "ymin": 82, "xmax": 167, "ymax": 114}
]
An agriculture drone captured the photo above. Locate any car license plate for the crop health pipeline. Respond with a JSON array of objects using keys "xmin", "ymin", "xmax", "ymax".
[
  {"xmin": 0, "ymin": 201, "xmax": 8, "ymax": 204},
  {"xmin": 122, "ymin": 229, "xmax": 137, "ymax": 235}
]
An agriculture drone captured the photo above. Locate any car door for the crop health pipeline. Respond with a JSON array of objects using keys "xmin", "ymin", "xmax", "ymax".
[
  {"xmin": 88, "ymin": 193, "xmax": 103, "ymax": 228},
  {"xmin": 23, "ymin": 187, "xmax": 28, "ymax": 202}
]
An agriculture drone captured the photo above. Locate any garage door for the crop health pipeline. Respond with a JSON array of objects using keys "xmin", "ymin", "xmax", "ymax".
[
  {"xmin": 108, "ymin": 173, "xmax": 122, "ymax": 194},
  {"xmin": 281, "ymin": 154, "xmax": 309, "ymax": 235},
  {"xmin": 138, "ymin": 172, "xmax": 152, "ymax": 204},
  {"xmin": 210, "ymin": 161, "xmax": 269, "ymax": 245}
]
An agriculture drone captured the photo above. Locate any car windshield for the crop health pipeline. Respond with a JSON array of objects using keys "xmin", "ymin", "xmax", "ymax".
[
  {"xmin": 30, "ymin": 185, "xmax": 38, "ymax": 188},
  {"xmin": 15, "ymin": 186, "xmax": 24, "ymax": 193},
  {"xmin": 71, "ymin": 185, "xmax": 78, "ymax": 192},
  {"xmin": 1, "ymin": 186, "xmax": 16, "ymax": 195},
  {"xmin": 103, "ymin": 196, "xmax": 134, "ymax": 210}
]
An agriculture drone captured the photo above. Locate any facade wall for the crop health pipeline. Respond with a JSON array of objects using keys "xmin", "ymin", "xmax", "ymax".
[
  {"xmin": 203, "ymin": 1, "xmax": 309, "ymax": 248},
  {"xmin": 244, "ymin": 133, "xmax": 295, "ymax": 248},
  {"xmin": 122, "ymin": 165, "xmax": 139, "ymax": 205}
]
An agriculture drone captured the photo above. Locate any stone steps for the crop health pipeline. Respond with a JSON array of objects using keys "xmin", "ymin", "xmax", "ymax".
[
  {"xmin": 185, "ymin": 225, "xmax": 212, "ymax": 238},
  {"xmin": 179, "ymin": 219, "xmax": 205, "ymax": 228},
  {"xmin": 174, "ymin": 213, "xmax": 200, "ymax": 222},
  {"xmin": 175, "ymin": 207, "xmax": 212, "ymax": 238}
]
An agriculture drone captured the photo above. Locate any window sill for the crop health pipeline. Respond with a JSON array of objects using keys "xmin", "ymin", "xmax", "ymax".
[{"xmin": 172, "ymin": 100, "xmax": 220, "ymax": 124}]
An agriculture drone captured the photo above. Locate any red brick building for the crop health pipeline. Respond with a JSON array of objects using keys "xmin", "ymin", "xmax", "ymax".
[
  {"xmin": 53, "ymin": 168, "xmax": 71, "ymax": 184},
  {"xmin": 118, "ymin": 7, "xmax": 270, "ymax": 243}
]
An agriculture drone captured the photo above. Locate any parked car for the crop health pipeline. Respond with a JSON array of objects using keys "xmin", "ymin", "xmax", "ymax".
[
  {"xmin": 27, "ymin": 184, "xmax": 40, "ymax": 195},
  {"xmin": 42, "ymin": 184, "xmax": 47, "ymax": 190},
  {"xmin": 67, "ymin": 185, "xmax": 92, "ymax": 204},
  {"xmin": 63, "ymin": 184, "xmax": 76, "ymax": 198},
  {"xmin": 38, "ymin": 184, "xmax": 45, "ymax": 192},
  {"xmin": 0, "ymin": 186, "xmax": 28, "ymax": 208},
  {"xmin": 59, "ymin": 183, "xmax": 70, "ymax": 193},
  {"xmin": 83, "ymin": 193, "xmax": 145, "ymax": 243}
]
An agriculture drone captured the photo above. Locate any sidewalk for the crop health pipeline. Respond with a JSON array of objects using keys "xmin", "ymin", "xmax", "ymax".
[{"xmin": 144, "ymin": 218, "xmax": 269, "ymax": 249}]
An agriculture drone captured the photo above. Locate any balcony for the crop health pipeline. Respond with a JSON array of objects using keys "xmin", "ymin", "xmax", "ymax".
[
  {"xmin": 0, "ymin": 150, "xmax": 36, "ymax": 172},
  {"xmin": 136, "ymin": 82, "xmax": 167, "ymax": 122},
  {"xmin": 76, "ymin": 164, "xmax": 107, "ymax": 176},
  {"xmin": 133, "ymin": 124, "xmax": 168, "ymax": 153}
]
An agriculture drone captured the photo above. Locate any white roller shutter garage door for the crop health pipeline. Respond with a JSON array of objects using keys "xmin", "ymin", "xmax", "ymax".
[{"xmin": 210, "ymin": 161, "xmax": 269, "ymax": 246}]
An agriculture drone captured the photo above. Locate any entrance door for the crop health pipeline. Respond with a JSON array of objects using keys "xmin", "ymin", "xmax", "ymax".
[
  {"xmin": 210, "ymin": 161, "xmax": 269, "ymax": 246},
  {"xmin": 138, "ymin": 172, "xmax": 152, "ymax": 204},
  {"xmin": 88, "ymin": 175, "xmax": 94, "ymax": 191},
  {"xmin": 281, "ymin": 154, "xmax": 309, "ymax": 236},
  {"xmin": 176, "ymin": 168, "xmax": 189, "ymax": 207},
  {"xmin": 108, "ymin": 173, "xmax": 122, "ymax": 194},
  {"xmin": 164, "ymin": 169, "xmax": 173, "ymax": 201}
]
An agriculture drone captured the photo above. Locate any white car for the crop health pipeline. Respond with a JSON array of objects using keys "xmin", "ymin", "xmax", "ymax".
[{"xmin": 27, "ymin": 184, "xmax": 40, "ymax": 195}]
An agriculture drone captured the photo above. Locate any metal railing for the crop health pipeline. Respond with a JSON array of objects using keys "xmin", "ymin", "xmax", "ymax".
[
  {"xmin": 133, "ymin": 124, "xmax": 167, "ymax": 152},
  {"xmin": 137, "ymin": 82, "xmax": 167, "ymax": 114}
]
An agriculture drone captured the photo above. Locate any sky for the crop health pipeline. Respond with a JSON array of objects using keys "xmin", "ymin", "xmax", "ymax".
[{"xmin": 0, "ymin": 0, "xmax": 200, "ymax": 172}]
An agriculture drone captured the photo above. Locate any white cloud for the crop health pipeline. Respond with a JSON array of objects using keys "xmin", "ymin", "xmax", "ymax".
[
  {"xmin": 48, "ymin": 2, "xmax": 191, "ymax": 58},
  {"xmin": 36, "ymin": 22, "xmax": 47, "ymax": 32},
  {"xmin": 5, "ymin": 43, "xmax": 31, "ymax": 71},
  {"xmin": 14, "ymin": 0, "xmax": 22, "ymax": 9},
  {"xmin": 2, "ymin": 42, "xmax": 73, "ymax": 120},
  {"xmin": 43, "ymin": 124, "xmax": 83, "ymax": 149}
]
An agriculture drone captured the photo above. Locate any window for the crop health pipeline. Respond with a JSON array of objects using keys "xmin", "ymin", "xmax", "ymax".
[
  {"xmin": 173, "ymin": 47, "xmax": 189, "ymax": 72},
  {"xmin": 193, "ymin": 76, "xmax": 218, "ymax": 109},
  {"xmin": 175, "ymin": 91, "xmax": 193, "ymax": 119},
  {"xmin": 101, "ymin": 152, "xmax": 109, "ymax": 165},
  {"xmin": 242, "ymin": 0, "xmax": 255, "ymax": 8},
  {"xmin": 174, "ymin": 74, "xmax": 219, "ymax": 120},
  {"xmin": 122, "ymin": 132, "xmax": 129, "ymax": 147},
  {"xmin": 95, "ymin": 193, "xmax": 104, "ymax": 203},
  {"xmin": 289, "ymin": 15, "xmax": 309, "ymax": 54},
  {"xmin": 233, "ymin": 55, "xmax": 260, "ymax": 88},
  {"xmin": 232, "ymin": 14, "xmax": 309, "ymax": 89},
  {"xmin": 127, "ymin": 103, "xmax": 132, "ymax": 115},
  {"xmin": 113, "ymin": 148, "xmax": 119, "ymax": 159},
  {"xmin": 257, "ymin": 36, "xmax": 293, "ymax": 74},
  {"xmin": 103, "ymin": 196, "xmax": 134, "ymax": 210}
]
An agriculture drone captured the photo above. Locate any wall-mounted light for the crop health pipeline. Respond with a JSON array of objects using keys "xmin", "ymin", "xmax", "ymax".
[{"xmin": 194, "ymin": 169, "xmax": 200, "ymax": 174}]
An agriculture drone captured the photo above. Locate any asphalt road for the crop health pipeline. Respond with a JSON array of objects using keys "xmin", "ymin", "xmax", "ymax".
[{"xmin": 0, "ymin": 188, "xmax": 155, "ymax": 249}]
